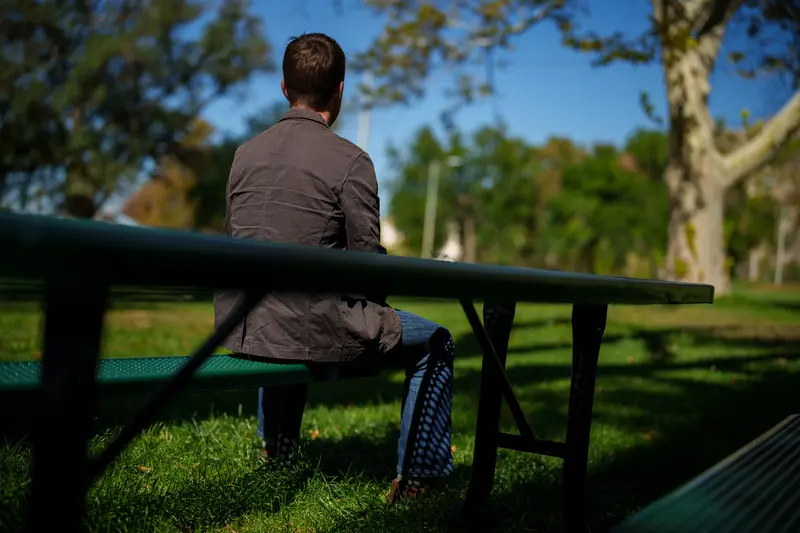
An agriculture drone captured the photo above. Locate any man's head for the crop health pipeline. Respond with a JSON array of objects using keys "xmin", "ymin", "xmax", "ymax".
[{"xmin": 281, "ymin": 33, "xmax": 346, "ymax": 127}]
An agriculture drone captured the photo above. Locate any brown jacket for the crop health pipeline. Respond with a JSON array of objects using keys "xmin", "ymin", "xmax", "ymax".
[{"xmin": 213, "ymin": 108, "xmax": 401, "ymax": 362}]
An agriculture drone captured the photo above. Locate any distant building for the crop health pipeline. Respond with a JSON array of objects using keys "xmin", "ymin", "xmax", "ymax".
[
  {"xmin": 95, "ymin": 209, "xmax": 142, "ymax": 227},
  {"xmin": 438, "ymin": 221, "xmax": 463, "ymax": 262}
]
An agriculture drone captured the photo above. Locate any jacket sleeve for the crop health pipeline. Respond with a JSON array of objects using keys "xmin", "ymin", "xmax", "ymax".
[
  {"xmin": 340, "ymin": 152, "xmax": 388, "ymax": 256},
  {"xmin": 340, "ymin": 152, "xmax": 389, "ymax": 302}
]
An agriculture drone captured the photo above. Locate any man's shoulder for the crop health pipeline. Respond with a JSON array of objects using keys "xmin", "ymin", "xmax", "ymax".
[
  {"xmin": 326, "ymin": 130, "xmax": 365, "ymax": 157},
  {"xmin": 303, "ymin": 126, "xmax": 367, "ymax": 164},
  {"xmin": 237, "ymin": 122, "xmax": 365, "ymax": 158},
  {"xmin": 235, "ymin": 123, "xmax": 284, "ymax": 154}
]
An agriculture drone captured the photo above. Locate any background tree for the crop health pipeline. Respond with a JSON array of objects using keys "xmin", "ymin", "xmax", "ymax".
[
  {"xmin": 470, "ymin": 127, "xmax": 540, "ymax": 266},
  {"xmin": 387, "ymin": 127, "xmax": 452, "ymax": 254},
  {"xmin": 121, "ymin": 119, "xmax": 213, "ymax": 229},
  {"xmin": 541, "ymin": 144, "xmax": 669, "ymax": 276},
  {"xmin": 356, "ymin": 0, "xmax": 800, "ymax": 295},
  {"xmin": 0, "ymin": 0, "xmax": 271, "ymax": 217},
  {"xmin": 624, "ymin": 128, "xmax": 669, "ymax": 183}
]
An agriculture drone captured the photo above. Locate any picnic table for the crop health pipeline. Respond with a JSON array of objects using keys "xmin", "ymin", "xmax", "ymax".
[{"xmin": 0, "ymin": 212, "xmax": 714, "ymax": 532}]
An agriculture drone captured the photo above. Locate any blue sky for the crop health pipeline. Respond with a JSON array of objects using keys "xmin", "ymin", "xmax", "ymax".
[{"xmin": 200, "ymin": 0, "xmax": 785, "ymax": 195}]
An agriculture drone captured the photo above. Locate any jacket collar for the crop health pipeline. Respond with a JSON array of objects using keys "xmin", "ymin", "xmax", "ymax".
[{"xmin": 279, "ymin": 108, "xmax": 329, "ymax": 128}]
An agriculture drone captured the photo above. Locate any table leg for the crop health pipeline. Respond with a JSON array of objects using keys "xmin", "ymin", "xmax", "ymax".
[
  {"xmin": 461, "ymin": 300, "xmax": 517, "ymax": 513},
  {"xmin": 562, "ymin": 304, "xmax": 607, "ymax": 533},
  {"xmin": 28, "ymin": 279, "xmax": 109, "ymax": 532}
]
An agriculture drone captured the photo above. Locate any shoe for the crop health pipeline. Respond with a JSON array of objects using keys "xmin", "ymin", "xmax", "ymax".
[
  {"xmin": 386, "ymin": 477, "xmax": 441, "ymax": 505},
  {"xmin": 260, "ymin": 433, "xmax": 295, "ymax": 467}
]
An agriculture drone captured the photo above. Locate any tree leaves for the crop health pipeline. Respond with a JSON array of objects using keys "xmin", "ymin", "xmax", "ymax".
[
  {"xmin": 387, "ymin": 124, "xmax": 669, "ymax": 272},
  {"xmin": 0, "ymin": 0, "xmax": 272, "ymax": 215}
]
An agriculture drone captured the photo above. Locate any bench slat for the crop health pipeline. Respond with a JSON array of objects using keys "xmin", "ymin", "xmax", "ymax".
[
  {"xmin": 0, "ymin": 355, "xmax": 314, "ymax": 392},
  {"xmin": 615, "ymin": 415, "xmax": 800, "ymax": 533}
]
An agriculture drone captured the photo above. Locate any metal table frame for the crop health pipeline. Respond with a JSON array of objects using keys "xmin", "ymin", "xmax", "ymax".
[
  {"xmin": 0, "ymin": 213, "xmax": 714, "ymax": 532},
  {"xmin": 25, "ymin": 282, "xmax": 604, "ymax": 533}
]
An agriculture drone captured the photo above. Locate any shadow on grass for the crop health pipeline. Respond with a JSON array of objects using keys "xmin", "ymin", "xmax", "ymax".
[
  {"xmin": 487, "ymin": 367, "xmax": 800, "ymax": 533},
  {"xmin": 2, "ymin": 318, "xmax": 800, "ymax": 532},
  {"xmin": 2, "ymin": 451, "xmax": 322, "ymax": 532},
  {"xmin": 302, "ymin": 354, "xmax": 800, "ymax": 532},
  {"xmin": 304, "ymin": 322, "xmax": 800, "ymax": 532}
]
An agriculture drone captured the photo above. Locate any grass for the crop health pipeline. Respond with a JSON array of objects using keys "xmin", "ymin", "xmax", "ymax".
[{"xmin": 1, "ymin": 286, "xmax": 800, "ymax": 532}]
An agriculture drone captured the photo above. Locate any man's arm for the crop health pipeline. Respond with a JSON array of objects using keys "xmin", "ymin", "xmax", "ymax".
[
  {"xmin": 340, "ymin": 152, "xmax": 387, "ymax": 255},
  {"xmin": 340, "ymin": 152, "xmax": 389, "ymax": 302}
]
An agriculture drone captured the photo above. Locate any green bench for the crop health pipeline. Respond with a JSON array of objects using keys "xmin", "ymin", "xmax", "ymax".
[
  {"xmin": 614, "ymin": 415, "xmax": 800, "ymax": 533},
  {"xmin": 0, "ymin": 354, "xmax": 375, "ymax": 435},
  {"xmin": 0, "ymin": 355, "xmax": 338, "ymax": 394},
  {"xmin": 0, "ymin": 212, "xmax": 714, "ymax": 533}
]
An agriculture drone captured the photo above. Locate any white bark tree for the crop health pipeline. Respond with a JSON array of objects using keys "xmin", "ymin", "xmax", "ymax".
[
  {"xmin": 356, "ymin": 0, "xmax": 800, "ymax": 295},
  {"xmin": 654, "ymin": 0, "xmax": 800, "ymax": 294}
]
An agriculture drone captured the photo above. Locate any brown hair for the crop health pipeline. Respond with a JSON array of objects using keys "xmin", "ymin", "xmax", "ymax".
[{"xmin": 282, "ymin": 33, "xmax": 346, "ymax": 110}]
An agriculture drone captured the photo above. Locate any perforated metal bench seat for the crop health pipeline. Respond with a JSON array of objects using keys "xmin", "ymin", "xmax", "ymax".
[
  {"xmin": 0, "ymin": 355, "xmax": 321, "ymax": 393},
  {"xmin": 615, "ymin": 415, "xmax": 800, "ymax": 533}
]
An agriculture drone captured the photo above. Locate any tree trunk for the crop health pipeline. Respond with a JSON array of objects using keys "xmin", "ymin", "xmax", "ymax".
[
  {"xmin": 63, "ymin": 160, "xmax": 99, "ymax": 218},
  {"xmin": 63, "ymin": 193, "xmax": 98, "ymax": 218},
  {"xmin": 664, "ymin": 165, "xmax": 730, "ymax": 293},
  {"xmin": 658, "ymin": 18, "xmax": 732, "ymax": 295},
  {"xmin": 748, "ymin": 243, "xmax": 768, "ymax": 282},
  {"xmin": 463, "ymin": 215, "xmax": 477, "ymax": 263}
]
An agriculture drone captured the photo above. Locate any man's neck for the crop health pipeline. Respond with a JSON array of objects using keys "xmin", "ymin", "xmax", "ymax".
[{"xmin": 291, "ymin": 105, "xmax": 330, "ymax": 127}]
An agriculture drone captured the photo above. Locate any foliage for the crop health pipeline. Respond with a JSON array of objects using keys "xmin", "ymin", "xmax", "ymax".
[
  {"xmin": 542, "ymin": 145, "xmax": 669, "ymax": 275},
  {"xmin": 388, "ymin": 125, "xmax": 548, "ymax": 263},
  {"xmin": 388, "ymin": 126, "xmax": 669, "ymax": 275},
  {"xmin": 122, "ymin": 119, "xmax": 214, "ymax": 229},
  {"xmin": 623, "ymin": 129, "xmax": 669, "ymax": 182},
  {"xmin": 0, "ymin": 0, "xmax": 271, "ymax": 217},
  {"xmin": 357, "ymin": 0, "xmax": 800, "ymax": 294},
  {"xmin": 355, "ymin": 0, "xmax": 799, "ymax": 107},
  {"xmin": 470, "ymin": 127, "xmax": 541, "ymax": 265},
  {"xmin": 387, "ymin": 127, "xmax": 450, "ymax": 254},
  {"xmin": 724, "ymin": 183, "xmax": 778, "ymax": 271}
]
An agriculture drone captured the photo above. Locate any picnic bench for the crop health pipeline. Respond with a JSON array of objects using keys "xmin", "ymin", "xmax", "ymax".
[
  {"xmin": 0, "ymin": 212, "xmax": 714, "ymax": 533},
  {"xmin": 614, "ymin": 414, "xmax": 800, "ymax": 533}
]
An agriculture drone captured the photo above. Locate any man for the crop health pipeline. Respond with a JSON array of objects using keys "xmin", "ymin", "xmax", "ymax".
[{"xmin": 213, "ymin": 33, "xmax": 455, "ymax": 503}]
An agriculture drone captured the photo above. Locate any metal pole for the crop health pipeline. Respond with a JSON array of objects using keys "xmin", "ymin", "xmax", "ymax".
[
  {"xmin": 775, "ymin": 204, "xmax": 786, "ymax": 286},
  {"xmin": 421, "ymin": 161, "xmax": 441, "ymax": 258},
  {"xmin": 356, "ymin": 72, "xmax": 373, "ymax": 150}
]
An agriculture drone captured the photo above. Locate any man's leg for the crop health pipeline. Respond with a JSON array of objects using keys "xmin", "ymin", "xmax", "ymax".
[
  {"xmin": 386, "ymin": 310, "xmax": 455, "ymax": 502},
  {"xmin": 258, "ymin": 384, "xmax": 307, "ymax": 465}
]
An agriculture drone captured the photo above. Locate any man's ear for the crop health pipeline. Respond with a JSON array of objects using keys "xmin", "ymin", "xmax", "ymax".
[
  {"xmin": 281, "ymin": 79, "xmax": 290, "ymax": 102},
  {"xmin": 337, "ymin": 81, "xmax": 344, "ymax": 101}
]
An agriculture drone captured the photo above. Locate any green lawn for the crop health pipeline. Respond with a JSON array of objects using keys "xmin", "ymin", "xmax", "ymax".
[{"xmin": 1, "ymin": 287, "xmax": 799, "ymax": 532}]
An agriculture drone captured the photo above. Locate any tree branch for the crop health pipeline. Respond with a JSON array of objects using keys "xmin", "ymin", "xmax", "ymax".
[
  {"xmin": 692, "ymin": 0, "xmax": 742, "ymax": 72},
  {"xmin": 722, "ymin": 90, "xmax": 800, "ymax": 185},
  {"xmin": 695, "ymin": 0, "xmax": 743, "ymax": 38}
]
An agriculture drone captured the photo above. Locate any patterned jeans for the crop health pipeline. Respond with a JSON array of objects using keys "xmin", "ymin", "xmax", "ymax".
[{"xmin": 257, "ymin": 310, "xmax": 455, "ymax": 478}]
